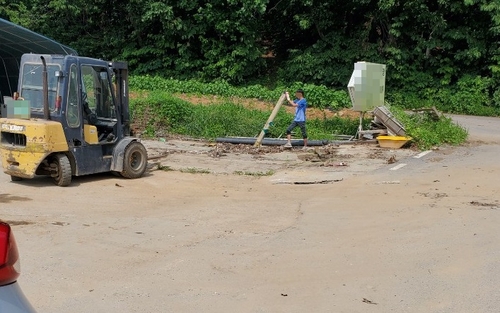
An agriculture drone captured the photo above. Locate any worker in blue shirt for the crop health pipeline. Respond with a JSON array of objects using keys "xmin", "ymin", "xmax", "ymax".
[{"xmin": 284, "ymin": 89, "xmax": 307, "ymax": 148}]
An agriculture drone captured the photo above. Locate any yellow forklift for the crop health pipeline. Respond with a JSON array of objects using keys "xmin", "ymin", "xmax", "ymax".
[{"xmin": 0, "ymin": 54, "xmax": 148, "ymax": 186}]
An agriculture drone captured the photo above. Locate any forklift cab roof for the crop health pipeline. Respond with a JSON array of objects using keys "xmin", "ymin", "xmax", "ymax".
[{"xmin": 0, "ymin": 18, "xmax": 77, "ymax": 100}]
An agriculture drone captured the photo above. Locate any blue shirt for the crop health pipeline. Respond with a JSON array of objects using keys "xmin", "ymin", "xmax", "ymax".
[{"xmin": 294, "ymin": 98, "xmax": 307, "ymax": 122}]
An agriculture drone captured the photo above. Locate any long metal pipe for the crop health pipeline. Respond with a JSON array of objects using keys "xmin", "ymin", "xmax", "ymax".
[
  {"xmin": 40, "ymin": 56, "xmax": 50, "ymax": 120},
  {"xmin": 216, "ymin": 137, "xmax": 328, "ymax": 146}
]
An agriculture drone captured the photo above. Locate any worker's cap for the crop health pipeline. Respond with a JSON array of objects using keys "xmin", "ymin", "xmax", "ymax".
[{"xmin": 295, "ymin": 89, "xmax": 305, "ymax": 96}]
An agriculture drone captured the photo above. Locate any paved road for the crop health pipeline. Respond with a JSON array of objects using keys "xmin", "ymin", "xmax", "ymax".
[
  {"xmin": 450, "ymin": 114, "xmax": 500, "ymax": 143},
  {"xmin": 1, "ymin": 114, "xmax": 500, "ymax": 313}
]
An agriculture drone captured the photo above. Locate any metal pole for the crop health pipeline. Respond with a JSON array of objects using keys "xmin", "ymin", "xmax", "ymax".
[
  {"xmin": 40, "ymin": 56, "xmax": 50, "ymax": 120},
  {"xmin": 356, "ymin": 111, "xmax": 364, "ymax": 139},
  {"xmin": 254, "ymin": 93, "xmax": 286, "ymax": 147}
]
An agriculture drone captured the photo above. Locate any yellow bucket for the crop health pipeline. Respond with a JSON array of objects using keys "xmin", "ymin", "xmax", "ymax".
[{"xmin": 377, "ymin": 135, "xmax": 412, "ymax": 149}]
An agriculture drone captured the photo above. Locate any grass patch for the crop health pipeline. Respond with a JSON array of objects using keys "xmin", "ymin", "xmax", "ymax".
[
  {"xmin": 392, "ymin": 107, "xmax": 468, "ymax": 149},
  {"xmin": 131, "ymin": 92, "xmax": 467, "ymax": 149},
  {"xmin": 131, "ymin": 92, "xmax": 361, "ymax": 140},
  {"xmin": 233, "ymin": 170, "xmax": 275, "ymax": 177},
  {"xmin": 130, "ymin": 76, "xmax": 350, "ymax": 110},
  {"xmin": 157, "ymin": 165, "xmax": 174, "ymax": 171},
  {"xmin": 179, "ymin": 167, "xmax": 211, "ymax": 174}
]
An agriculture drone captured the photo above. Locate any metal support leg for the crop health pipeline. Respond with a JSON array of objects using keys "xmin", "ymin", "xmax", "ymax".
[{"xmin": 356, "ymin": 111, "xmax": 365, "ymax": 139}]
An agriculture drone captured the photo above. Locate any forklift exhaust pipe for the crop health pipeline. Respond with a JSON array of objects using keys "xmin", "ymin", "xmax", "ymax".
[{"xmin": 40, "ymin": 56, "xmax": 50, "ymax": 120}]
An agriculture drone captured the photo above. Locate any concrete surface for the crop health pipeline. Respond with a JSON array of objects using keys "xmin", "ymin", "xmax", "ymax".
[{"xmin": 1, "ymin": 114, "xmax": 500, "ymax": 313}]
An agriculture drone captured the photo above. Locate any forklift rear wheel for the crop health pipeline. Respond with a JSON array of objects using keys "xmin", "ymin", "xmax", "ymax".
[
  {"xmin": 51, "ymin": 154, "xmax": 72, "ymax": 187},
  {"xmin": 10, "ymin": 175, "xmax": 22, "ymax": 181},
  {"xmin": 121, "ymin": 142, "xmax": 148, "ymax": 179}
]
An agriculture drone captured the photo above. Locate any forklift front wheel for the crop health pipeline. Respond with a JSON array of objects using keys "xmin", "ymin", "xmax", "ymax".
[
  {"xmin": 121, "ymin": 142, "xmax": 148, "ymax": 179},
  {"xmin": 51, "ymin": 154, "xmax": 72, "ymax": 187}
]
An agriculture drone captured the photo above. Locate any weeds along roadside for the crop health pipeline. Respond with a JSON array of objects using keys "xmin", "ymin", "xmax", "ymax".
[
  {"xmin": 130, "ymin": 91, "xmax": 361, "ymax": 141},
  {"xmin": 130, "ymin": 89, "xmax": 469, "ymax": 150}
]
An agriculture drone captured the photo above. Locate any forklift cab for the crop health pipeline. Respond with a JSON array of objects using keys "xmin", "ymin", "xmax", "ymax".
[
  {"xmin": 72, "ymin": 62, "xmax": 118, "ymax": 144},
  {"xmin": 19, "ymin": 55, "xmax": 128, "ymax": 144}
]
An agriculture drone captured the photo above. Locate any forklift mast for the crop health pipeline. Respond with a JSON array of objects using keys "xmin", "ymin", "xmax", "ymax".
[{"xmin": 110, "ymin": 61, "xmax": 130, "ymax": 136}]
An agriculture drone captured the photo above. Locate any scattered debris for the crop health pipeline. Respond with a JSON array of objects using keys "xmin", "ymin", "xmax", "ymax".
[
  {"xmin": 147, "ymin": 153, "xmax": 169, "ymax": 161},
  {"xmin": 376, "ymin": 181, "xmax": 401, "ymax": 185},
  {"xmin": 143, "ymin": 139, "xmax": 416, "ymax": 178},
  {"xmin": 281, "ymin": 293, "xmax": 288, "ymax": 297},
  {"xmin": 362, "ymin": 298, "xmax": 378, "ymax": 305},
  {"xmin": 387, "ymin": 155, "xmax": 397, "ymax": 164},
  {"xmin": 411, "ymin": 106, "xmax": 441, "ymax": 121},
  {"xmin": 208, "ymin": 145, "xmax": 226, "ymax": 158},
  {"xmin": 418, "ymin": 192, "xmax": 448, "ymax": 199},
  {"xmin": 275, "ymin": 179, "xmax": 343, "ymax": 185},
  {"xmin": 115, "ymin": 183, "xmax": 123, "ymax": 187},
  {"xmin": 469, "ymin": 201, "xmax": 499, "ymax": 210}
]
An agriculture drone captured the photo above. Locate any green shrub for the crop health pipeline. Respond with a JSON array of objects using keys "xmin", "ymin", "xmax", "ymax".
[
  {"xmin": 442, "ymin": 76, "xmax": 498, "ymax": 115},
  {"xmin": 307, "ymin": 117, "xmax": 363, "ymax": 139},
  {"xmin": 392, "ymin": 107, "xmax": 468, "ymax": 149},
  {"xmin": 388, "ymin": 76, "xmax": 500, "ymax": 116}
]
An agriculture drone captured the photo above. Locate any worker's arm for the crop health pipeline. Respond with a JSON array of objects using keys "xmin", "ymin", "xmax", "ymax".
[{"xmin": 285, "ymin": 92, "xmax": 298, "ymax": 107}]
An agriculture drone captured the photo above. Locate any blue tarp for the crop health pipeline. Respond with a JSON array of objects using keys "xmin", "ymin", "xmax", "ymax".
[{"xmin": 0, "ymin": 18, "xmax": 77, "ymax": 99}]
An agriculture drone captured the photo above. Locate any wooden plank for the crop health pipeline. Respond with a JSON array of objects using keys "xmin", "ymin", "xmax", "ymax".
[{"xmin": 254, "ymin": 93, "xmax": 286, "ymax": 147}]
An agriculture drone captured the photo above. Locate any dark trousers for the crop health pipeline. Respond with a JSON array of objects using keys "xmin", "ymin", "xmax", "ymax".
[{"xmin": 286, "ymin": 121, "xmax": 307, "ymax": 139}]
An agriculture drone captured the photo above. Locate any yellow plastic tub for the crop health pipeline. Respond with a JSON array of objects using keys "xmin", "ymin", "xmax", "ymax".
[{"xmin": 377, "ymin": 135, "xmax": 411, "ymax": 149}]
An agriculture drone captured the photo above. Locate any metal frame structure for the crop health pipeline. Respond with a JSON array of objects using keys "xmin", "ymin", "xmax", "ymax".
[{"xmin": 0, "ymin": 18, "xmax": 77, "ymax": 101}]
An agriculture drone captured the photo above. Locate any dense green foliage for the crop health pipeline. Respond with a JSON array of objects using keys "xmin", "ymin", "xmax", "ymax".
[
  {"xmin": 2, "ymin": 0, "xmax": 500, "ymax": 113},
  {"xmin": 130, "ymin": 75, "xmax": 350, "ymax": 109},
  {"xmin": 130, "ymin": 92, "xmax": 359, "ymax": 139}
]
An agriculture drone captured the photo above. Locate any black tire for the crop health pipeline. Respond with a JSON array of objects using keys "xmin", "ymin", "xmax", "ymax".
[
  {"xmin": 10, "ymin": 175, "xmax": 22, "ymax": 181},
  {"xmin": 51, "ymin": 154, "xmax": 72, "ymax": 187},
  {"xmin": 121, "ymin": 141, "xmax": 148, "ymax": 179}
]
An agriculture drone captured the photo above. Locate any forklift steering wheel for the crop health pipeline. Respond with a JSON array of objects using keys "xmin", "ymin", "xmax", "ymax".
[{"xmin": 82, "ymin": 92, "xmax": 97, "ymax": 125}]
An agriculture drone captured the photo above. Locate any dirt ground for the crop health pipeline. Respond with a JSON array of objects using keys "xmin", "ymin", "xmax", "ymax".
[
  {"xmin": 2, "ymin": 115, "xmax": 500, "ymax": 312},
  {"xmin": 144, "ymin": 139, "xmax": 416, "ymax": 183}
]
